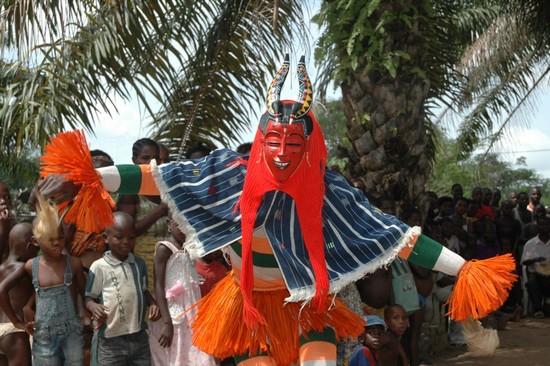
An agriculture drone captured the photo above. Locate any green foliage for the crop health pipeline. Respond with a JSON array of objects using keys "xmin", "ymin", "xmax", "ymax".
[
  {"xmin": 0, "ymin": 141, "xmax": 40, "ymax": 191},
  {"xmin": 436, "ymin": 1, "xmax": 550, "ymax": 158},
  {"xmin": 314, "ymin": 0, "xmax": 550, "ymax": 164},
  {"xmin": 0, "ymin": 144, "xmax": 40, "ymax": 220},
  {"xmin": 313, "ymin": 99, "xmax": 350, "ymax": 170},
  {"xmin": 149, "ymin": 1, "xmax": 307, "ymax": 157},
  {"xmin": 313, "ymin": 0, "xmax": 419, "ymax": 86},
  {"xmin": 426, "ymin": 130, "xmax": 549, "ymax": 198}
]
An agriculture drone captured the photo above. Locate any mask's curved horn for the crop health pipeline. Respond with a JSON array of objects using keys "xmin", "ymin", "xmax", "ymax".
[
  {"xmin": 289, "ymin": 55, "xmax": 313, "ymax": 124},
  {"xmin": 266, "ymin": 53, "xmax": 290, "ymax": 123}
]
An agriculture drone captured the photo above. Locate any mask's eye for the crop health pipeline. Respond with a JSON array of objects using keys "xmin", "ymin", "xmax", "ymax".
[{"xmin": 287, "ymin": 142, "xmax": 303, "ymax": 148}]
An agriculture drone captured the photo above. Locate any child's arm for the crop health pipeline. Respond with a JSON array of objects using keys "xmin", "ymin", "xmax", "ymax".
[
  {"xmin": 133, "ymin": 202, "xmax": 168, "ymax": 237},
  {"xmin": 0, "ymin": 261, "xmax": 33, "ymax": 332},
  {"xmin": 70, "ymin": 256, "xmax": 91, "ymax": 328},
  {"xmin": 144, "ymin": 290, "xmax": 161, "ymax": 322},
  {"xmin": 85, "ymin": 296, "xmax": 108, "ymax": 326},
  {"xmin": 118, "ymin": 195, "xmax": 168, "ymax": 237},
  {"xmin": 84, "ymin": 264, "xmax": 109, "ymax": 329},
  {"xmin": 398, "ymin": 342, "xmax": 410, "ymax": 366},
  {"xmin": 0, "ymin": 206, "xmax": 11, "ymax": 263},
  {"xmin": 378, "ymin": 330, "xmax": 401, "ymax": 366},
  {"xmin": 22, "ymin": 292, "xmax": 36, "ymax": 324},
  {"xmin": 153, "ymin": 243, "xmax": 174, "ymax": 347},
  {"xmin": 70, "ymin": 256, "xmax": 87, "ymax": 297}
]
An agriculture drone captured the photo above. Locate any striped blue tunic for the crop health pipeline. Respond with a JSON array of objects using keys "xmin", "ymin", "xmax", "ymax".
[{"xmin": 153, "ymin": 149, "xmax": 417, "ymax": 303}]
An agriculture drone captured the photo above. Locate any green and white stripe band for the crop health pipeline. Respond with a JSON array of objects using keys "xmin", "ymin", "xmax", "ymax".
[{"xmin": 407, "ymin": 235, "xmax": 466, "ymax": 277}]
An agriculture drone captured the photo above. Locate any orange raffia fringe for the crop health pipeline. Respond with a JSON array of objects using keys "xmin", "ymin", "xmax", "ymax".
[
  {"xmin": 40, "ymin": 130, "xmax": 114, "ymax": 233},
  {"xmin": 188, "ymin": 273, "xmax": 364, "ymax": 366},
  {"xmin": 446, "ymin": 253, "xmax": 518, "ymax": 322}
]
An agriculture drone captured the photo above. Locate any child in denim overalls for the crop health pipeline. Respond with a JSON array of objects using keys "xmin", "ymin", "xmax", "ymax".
[{"xmin": 0, "ymin": 194, "xmax": 87, "ymax": 365}]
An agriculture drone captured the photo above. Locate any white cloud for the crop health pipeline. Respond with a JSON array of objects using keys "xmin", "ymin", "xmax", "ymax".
[
  {"xmin": 492, "ymin": 92, "xmax": 550, "ymax": 179},
  {"xmin": 501, "ymin": 127, "xmax": 550, "ymax": 178},
  {"xmin": 86, "ymin": 96, "xmax": 257, "ymax": 165},
  {"xmin": 87, "ymin": 98, "xmax": 150, "ymax": 164}
]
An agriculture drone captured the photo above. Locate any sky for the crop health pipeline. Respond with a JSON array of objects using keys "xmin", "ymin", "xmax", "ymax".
[
  {"xmin": 482, "ymin": 92, "xmax": 550, "ymax": 178},
  {"xmin": 86, "ymin": 90, "xmax": 257, "ymax": 163}
]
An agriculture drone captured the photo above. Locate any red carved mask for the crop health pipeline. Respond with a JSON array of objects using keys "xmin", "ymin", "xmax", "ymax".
[{"xmin": 261, "ymin": 120, "xmax": 307, "ymax": 182}]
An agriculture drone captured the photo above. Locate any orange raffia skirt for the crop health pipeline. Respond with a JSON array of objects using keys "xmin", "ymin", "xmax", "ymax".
[{"xmin": 189, "ymin": 272, "xmax": 365, "ymax": 365}]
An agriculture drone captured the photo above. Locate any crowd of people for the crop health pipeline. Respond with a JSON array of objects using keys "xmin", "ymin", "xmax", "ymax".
[
  {"xmin": 346, "ymin": 182, "xmax": 550, "ymax": 365},
  {"xmin": 0, "ymin": 140, "xmax": 540, "ymax": 366}
]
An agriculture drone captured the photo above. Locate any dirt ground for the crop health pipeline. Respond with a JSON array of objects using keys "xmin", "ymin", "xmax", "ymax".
[{"xmin": 427, "ymin": 315, "xmax": 550, "ymax": 366}]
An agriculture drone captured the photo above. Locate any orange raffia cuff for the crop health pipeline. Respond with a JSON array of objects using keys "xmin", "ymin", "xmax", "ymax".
[
  {"xmin": 40, "ymin": 130, "xmax": 114, "ymax": 232},
  {"xmin": 446, "ymin": 254, "xmax": 518, "ymax": 321}
]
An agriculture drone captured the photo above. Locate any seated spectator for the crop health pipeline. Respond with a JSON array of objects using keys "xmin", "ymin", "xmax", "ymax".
[
  {"xmin": 356, "ymin": 267, "xmax": 392, "ymax": 319},
  {"xmin": 195, "ymin": 250, "xmax": 229, "ymax": 297},
  {"xmin": 349, "ymin": 177, "xmax": 367, "ymax": 196},
  {"xmin": 378, "ymin": 195, "xmax": 396, "ymax": 216},
  {"xmin": 434, "ymin": 196, "xmax": 453, "ymax": 223},
  {"xmin": 475, "ymin": 219, "xmax": 500, "ymax": 260},
  {"xmin": 515, "ymin": 192, "xmax": 534, "ymax": 243},
  {"xmin": 472, "ymin": 187, "xmax": 494, "ymax": 221},
  {"xmin": 424, "ymin": 191, "xmax": 439, "ymax": 223},
  {"xmin": 521, "ymin": 215, "xmax": 550, "ymax": 318},
  {"xmin": 496, "ymin": 200, "xmax": 523, "ymax": 318},
  {"xmin": 349, "ymin": 315, "xmax": 386, "ymax": 366},
  {"xmin": 158, "ymin": 143, "xmax": 171, "ymax": 164},
  {"xmin": 450, "ymin": 183, "xmax": 464, "ymax": 215},
  {"xmin": 495, "ymin": 200, "xmax": 522, "ymax": 258},
  {"xmin": 508, "ymin": 191, "xmax": 518, "ymax": 208},
  {"xmin": 451, "ymin": 196, "xmax": 469, "ymax": 231},
  {"xmin": 384, "ymin": 304, "xmax": 409, "ymax": 366},
  {"xmin": 523, "ymin": 205, "xmax": 548, "ymax": 243},
  {"xmin": 528, "ymin": 186, "xmax": 543, "ymax": 213},
  {"xmin": 440, "ymin": 217, "xmax": 462, "ymax": 255},
  {"xmin": 186, "ymin": 141, "xmax": 213, "ymax": 159},
  {"xmin": 491, "ymin": 188, "xmax": 502, "ymax": 219},
  {"xmin": 465, "ymin": 200, "xmax": 480, "ymax": 235},
  {"xmin": 236, "ymin": 142, "xmax": 253, "ymax": 154}
]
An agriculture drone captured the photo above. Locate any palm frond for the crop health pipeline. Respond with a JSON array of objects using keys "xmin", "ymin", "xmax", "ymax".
[
  {"xmin": 150, "ymin": 0, "xmax": 310, "ymax": 158},
  {"xmin": 477, "ymin": 63, "xmax": 550, "ymax": 159},
  {"xmin": 512, "ymin": 0, "xmax": 550, "ymax": 45},
  {"xmin": 1, "ymin": 0, "xmax": 310, "ymax": 164},
  {"xmin": 432, "ymin": 1, "xmax": 550, "ymax": 158},
  {"xmin": 1, "ymin": 0, "xmax": 199, "ymax": 155}
]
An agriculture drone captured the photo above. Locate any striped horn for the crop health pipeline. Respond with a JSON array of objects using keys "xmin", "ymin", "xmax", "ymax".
[
  {"xmin": 266, "ymin": 53, "xmax": 290, "ymax": 123},
  {"xmin": 289, "ymin": 55, "xmax": 313, "ymax": 124}
]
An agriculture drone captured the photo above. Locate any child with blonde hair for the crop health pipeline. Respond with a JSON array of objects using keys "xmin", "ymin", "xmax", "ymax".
[{"xmin": 0, "ymin": 194, "xmax": 86, "ymax": 365}]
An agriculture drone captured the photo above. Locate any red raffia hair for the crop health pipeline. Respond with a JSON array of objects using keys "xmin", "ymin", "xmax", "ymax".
[{"xmin": 238, "ymin": 106, "xmax": 328, "ymax": 328}]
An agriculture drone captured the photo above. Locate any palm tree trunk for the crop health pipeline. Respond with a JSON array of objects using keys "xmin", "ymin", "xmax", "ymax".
[{"xmin": 340, "ymin": 1, "xmax": 431, "ymax": 204}]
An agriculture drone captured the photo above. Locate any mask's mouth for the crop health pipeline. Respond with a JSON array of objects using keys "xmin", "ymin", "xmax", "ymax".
[{"xmin": 274, "ymin": 161, "xmax": 289, "ymax": 169}]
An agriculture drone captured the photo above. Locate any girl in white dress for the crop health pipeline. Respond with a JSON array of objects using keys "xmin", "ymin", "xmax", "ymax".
[{"xmin": 149, "ymin": 215, "xmax": 216, "ymax": 366}]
